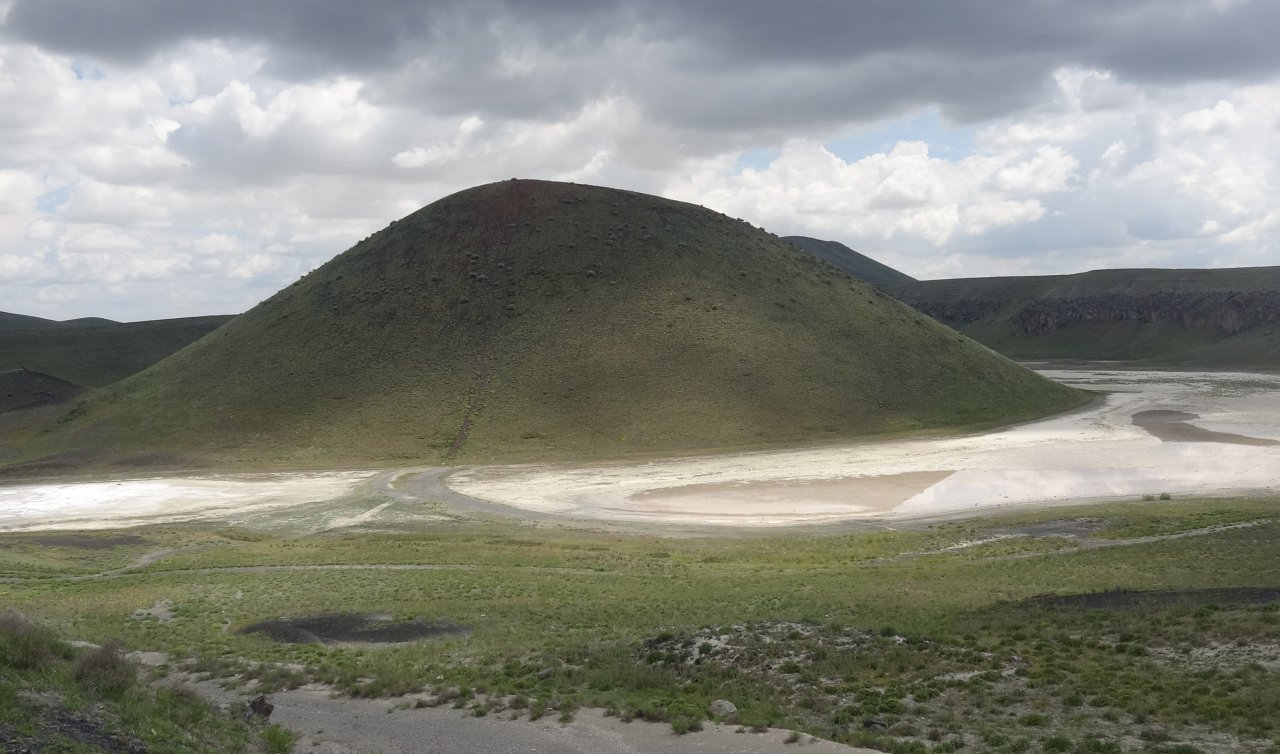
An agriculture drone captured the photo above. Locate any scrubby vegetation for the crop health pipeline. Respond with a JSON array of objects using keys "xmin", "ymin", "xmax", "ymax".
[
  {"xmin": 0, "ymin": 612, "xmax": 271, "ymax": 753},
  {"xmin": 3, "ymin": 495, "xmax": 1279, "ymax": 752}
]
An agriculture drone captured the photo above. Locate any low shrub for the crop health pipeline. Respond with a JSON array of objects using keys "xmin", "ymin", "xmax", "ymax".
[
  {"xmin": 262, "ymin": 723, "xmax": 298, "ymax": 754},
  {"xmin": 0, "ymin": 612, "xmax": 70, "ymax": 670},
  {"xmin": 73, "ymin": 641, "xmax": 135, "ymax": 697}
]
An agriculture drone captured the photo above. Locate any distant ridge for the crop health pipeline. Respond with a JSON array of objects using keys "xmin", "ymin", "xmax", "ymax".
[
  {"xmin": 0, "ymin": 314, "xmax": 234, "ymax": 387},
  {"xmin": 0, "ymin": 311, "xmax": 59, "ymax": 331},
  {"xmin": 891, "ymin": 266, "xmax": 1280, "ymax": 366},
  {"xmin": 61, "ymin": 317, "xmax": 118, "ymax": 327},
  {"xmin": 10, "ymin": 179, "xmax": 1083, "ymax": 472},
  {"xmin": 784, "ymin": 236, "xmax": 916, "ymax": 288},
  {"xmin": 0, "ymin": 311, "xmax": 119, "ymax": 330}
]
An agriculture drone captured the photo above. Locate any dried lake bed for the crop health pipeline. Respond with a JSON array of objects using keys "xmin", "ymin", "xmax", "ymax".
[
  {"xmin": 447, "ymin": 369, "xmax": 1280, "ymax": 525},
  {"xmin": 3, "ymin": 369, "xmax": 1279, "ymax": 531}
]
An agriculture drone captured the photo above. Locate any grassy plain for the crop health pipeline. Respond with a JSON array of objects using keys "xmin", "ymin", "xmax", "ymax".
[{"xmin": 3, "ymin": 495, "xmax": 1279, "ymax": 753}]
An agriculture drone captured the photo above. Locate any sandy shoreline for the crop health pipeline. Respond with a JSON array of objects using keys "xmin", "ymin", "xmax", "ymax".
[
  {"xmin": 447, "ymin": 370, "xmax": 1280, "ymax": 525},
  {"xmin": 3, "ymin": 369, "xmax": 1279, "ymax": 531},
  {"xmin": 0, "ymin": 471, "xmax": 375, "ymax": 531}
]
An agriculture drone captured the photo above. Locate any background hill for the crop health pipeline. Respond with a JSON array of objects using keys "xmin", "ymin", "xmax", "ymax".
[
  {"xmin": 8, "ymin": 180, "xmax": 1083, "ymax": 473},
  {"xmin": 784, "ymin": 236, "xmax": 916, "ymax": 288},
  {"xmin": 0, "ymin": 368, "xmax": 85, "ymax": 413},
  {"xmin": 0, "ymin": 311, "xmax": 120, "ymax": 330},
  {"xmin": 891, "ymin": 266, "xmax": 1280, "ymax": 366},
  {"xmin": 0, "ymin": 311, "xmax": 60, "ymax": 330},
  {"xmin": 0, "ymin": 315, "xmax": 233, "ymax": 387}
]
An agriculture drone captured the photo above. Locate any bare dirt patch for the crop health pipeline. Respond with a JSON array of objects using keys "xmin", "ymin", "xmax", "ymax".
[
  {"xmin": 238, "ymin": 613, "xmax": 468, "ymax": 645},
  {"xmin": 1002, "ymin": 517, "xmax": 1106, "ymax": 538},
  {"xmin": 1149, "ymin": 641, "xmax": 1280, "ymax": 671}
]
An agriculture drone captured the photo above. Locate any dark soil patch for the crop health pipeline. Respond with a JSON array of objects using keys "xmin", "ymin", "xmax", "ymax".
[
  {"xmin": 0, "ymin": 448, "xmax": 109, "ymax": 477},
  {"xmin": 1133, "ymin": 409, "xmax": 1279, "ymax": 446},
  {"xmin": 238, "ymin": 613, "xmax": 468, "ymax": 644},
  {"xmin": 0, "ymin": 449, "xmax": 198, "ymax": 478},
  {"xmin": 1005, "ymin": 517, "xmax": 1105, "ymax": 538},
  {"xmin": 6, "ymin": 691, "xmax": 147, "ymax": 753},
  {"xmin": 19, "ymin": 533, "xmax": 148, "ymax": 550},
  {"xmin": 1024, "ymin": 587, "xmax": 1280, "ymax": 610}
]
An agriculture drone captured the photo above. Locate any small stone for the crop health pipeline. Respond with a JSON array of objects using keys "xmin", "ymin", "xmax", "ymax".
[
  {"xmin": 248, "ymin": 695, "xmax": 274, "ymax": 720},
  {"xmin": 709, "ymin": 699, "xmax": 737, "ymax": 718}
]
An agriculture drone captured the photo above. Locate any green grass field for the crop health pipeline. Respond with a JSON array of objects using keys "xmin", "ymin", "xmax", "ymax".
[{"xmin": 4, "ymin": 496, "xmax": 1279, "ymax": 753}]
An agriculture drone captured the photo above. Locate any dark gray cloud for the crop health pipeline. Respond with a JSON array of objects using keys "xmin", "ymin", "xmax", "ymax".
[
  {"xmin": 4, "ymin": 0, "xmax": 1280, "ymax": 321},
  {"xmin": 8, "ymin": 0, "xmax": 1280, "ymax": 130}
]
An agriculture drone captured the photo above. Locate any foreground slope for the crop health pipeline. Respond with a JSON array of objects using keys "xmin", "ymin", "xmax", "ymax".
[
  {"xmin": 16, "ymin": 180, "xmax": 1082, "ymax": 471},
  {"xmin": 784, "ymin": 236, "xmax": 916, "ymax": 288},
  {"xmin": 892, "ymin": 267, "xmax": 1280, "ymax": 366},
  {"xmin": 0, "ymin": 314, "xmax": 234, "ymax": 387}
]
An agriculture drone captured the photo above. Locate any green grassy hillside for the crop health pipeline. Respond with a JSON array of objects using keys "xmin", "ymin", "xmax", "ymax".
[
  {"xmin": 0, "ymin": 369, "xmax": 85, "ymax": 413},
  {"xmin": 892, "ymin": 267, "xmax": 1280, "ymax": 366},
  {"xmin": 10, "ymin": 180, "xmax": 1083, "ymax": 472},
  {"xmin": 0, "ymin": 315, "xmax": 233, "ymax": 387},
  {"xmin": 784, "ymin": 236, "xmax": 916, "ymax": 287}
]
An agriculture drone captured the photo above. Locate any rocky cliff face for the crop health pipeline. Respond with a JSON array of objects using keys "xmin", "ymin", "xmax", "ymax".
[
  {"xmin": 1012, "ymin": 291, "xmax": 1280, "ymax": 336},
  {"xmin": 890, "ymin": 266, "xmax": 1280, "ymax": 364}
]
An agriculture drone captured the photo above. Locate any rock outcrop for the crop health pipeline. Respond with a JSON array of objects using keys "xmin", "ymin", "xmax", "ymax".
[{"xmin": 891, "ymin": 265, "xmax": 1280, "ymax": 365}]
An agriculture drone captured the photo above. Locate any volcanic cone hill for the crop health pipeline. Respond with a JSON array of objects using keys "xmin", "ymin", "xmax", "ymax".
[
  {"xmin": 784, "ymin": 236, "xmax": 916, "ymax": 288},
  {"xmin": 15, "ymin": 180, "xmax": 1084, "ymax": 471},
  {"xmin": 891, "ymin": 267, "xmax": 1280, "ymax": 366}
]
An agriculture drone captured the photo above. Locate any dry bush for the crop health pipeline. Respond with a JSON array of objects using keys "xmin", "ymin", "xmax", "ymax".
[
  {"xmin": 0, "ymin": 611, "xmax": 70, "ymax": 670},
  {"xmin": 73, "ymin": 641, "xmax": 136, "ymax": 696}
]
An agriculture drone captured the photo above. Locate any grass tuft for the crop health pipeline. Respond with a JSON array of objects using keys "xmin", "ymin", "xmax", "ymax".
[{"xmin": 73, "ymin": 641, "xmax": 135, "ymax": 697}]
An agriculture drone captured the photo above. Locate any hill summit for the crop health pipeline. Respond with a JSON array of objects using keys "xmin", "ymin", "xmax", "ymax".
[{"xmin": 19, "ymin": 180, "xmax": 1082, "ymax": 470}]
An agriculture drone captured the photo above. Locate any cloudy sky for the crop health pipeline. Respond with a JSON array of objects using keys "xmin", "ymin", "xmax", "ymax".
[{"xmin": 2, "ymin": 0, "xmax": 1279, "ymax": 321}]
